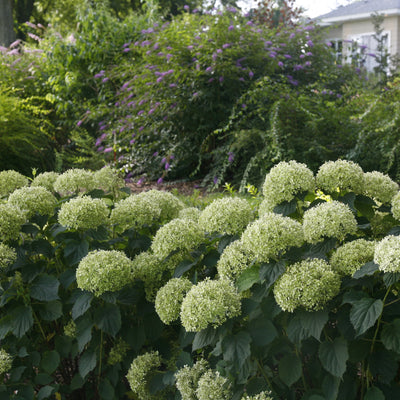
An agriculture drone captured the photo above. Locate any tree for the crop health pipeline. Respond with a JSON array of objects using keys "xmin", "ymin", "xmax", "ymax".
[{"xmin": 0, "ymin": 0, "xmax": 16, "ymax": 47}]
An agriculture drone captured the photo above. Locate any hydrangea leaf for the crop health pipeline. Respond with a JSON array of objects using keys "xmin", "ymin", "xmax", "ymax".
[
  {"xmin": 383, "ymin": 272, "xmax": 400, "ymax": 287},
  {"xmin": 11, "ymin": 305, "xmax": 33, "ymax": 338},
  {"xmin": 30, "ymin": 274, "xmax": 60, "ymax": 301},
  {"xmin": 298, "ymin": 309, "xmax": 329, "ymax": 341},
  {"xmin": 40, "ymin": 350, "xmax": 60, "ymax": 374},
  {"xmin": 94, "ymin": 303, "xmax": 121, "ymax": 337},
  {"xmin": 381, "ymin": 319, "xmax": 400, "ymax": 353},
  {"xmin": 79, "ymin": 349, "xmax": 97, "ymax": 379},
  {"xmin": 221, "ymin": 331, "xmax": 251, "ymax": 370},
  {"xmin": 273, "ymin": 199, "xmax": 297, "ymax": 216},
  {"xmin": 64, "ymin": 239, "xmax": 89, "ymax": 266},
  {"xmin": 278, "ymin": 353, "xmax": 302, "ymax": 387},
  {"xmin": 248, "ymin": 318, "xmax": 278, "ymax": 347},
  {"xmin": 192, "ymin": 326, "xmax": 218, "ymax": 351},
  {"xmin": 353, "ymin": 262, "xmax": 379, "ymax": 279},
  {"xmin": 37, "ymin": 300, "xmax": 63, "ymax": 321},
  {"xmin": 236, "ymin": 264, "xmax": 260, "ymax": 292},
  {"xmin": 72, "ymin": 291, "xmax": 94, "ymax": 320},
  {"xmin": 319, "ymin": 337, "xmax": 349, "ymax": 378},
  {"xmin": 364, "ymin": 386, "xmax": 385, "ymax": 400},
  {"xmin": 259, "ymin": 261, "xmax": 285, "ymax": 288},
  {"xmin": 349, "ymin": 298, "xmax": 383, "ymax": 336},
  {"xmin": 368, "ymin": 349, "xmax": 397, "ymax": 384}
]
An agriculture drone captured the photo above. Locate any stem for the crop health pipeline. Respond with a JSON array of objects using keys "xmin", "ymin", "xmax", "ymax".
[
  {"xmin": 98, "ymin": 331, "xmax": 103, "ymax": 382},
  {"xmin": 370, "ymin": 285, "xmax": 391, "ymax": 354},
  {"xmin": 32, "ymin": 310, "xmax": 47, "ymax": 342},
  {"xmin": 384, "ymin": 297, "xmax": 400, "ymax": 308},
  {"xmin": 256, "ymin": 359, "xmax": 278, "ymax": 398},
  {"xmin": 294, "ymin": 346, "xmax": 308, "ymax": 392}
]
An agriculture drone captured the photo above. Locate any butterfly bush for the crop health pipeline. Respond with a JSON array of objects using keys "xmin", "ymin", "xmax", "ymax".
[
  {"xmin": 76, "ymin": 250, "xmax": 133, "ymax": 295},
  {"xmin": 155, "ymin": 277, "xmax": 193, "ymax": 324},
  {"xmin": 0, "ymin": 170, "xmax": 28, "ymax": 198},
  {"xmin": 175, "ymin": 359, "xmax": 209, "ymax": 400},
  {"xmin": 180, "ymin": 278, "xmax": 241, "ymax": 332},
  {"xmin": 93, "ymin": 166, "xmax": 125, "ymax": 194},
  {"xmin": 262, "ymin": 160, "xmax": 315, "ymax": 205},
  {"xmin": 241, "ymin": 212, "xmax": 304, "ymax": 262},
  {"xmin": 31, "ymin": 171, "xmax": 60, "ymax": 192},
  {"xmin": 196, "ymin": 370, "xmax": 232, "ymax": 400},
  {"xmin": 198, "ymin": 197, "xmax": 253, "ymax": 235},
  {"xmin": 8, "ymin": 186, "xmax": 57, "ymax": 218},
  {"xmin": 53, "ymin": 168, "xmax": 96, "ymax": 195},
  {"xmin": 0, "ymin": 349, "xmax": 12, "ymax": 375},
  {"xmin": 0, "ymin": 204, "xmax": 26, "ymax": 242},
  {"xmin": 58, "ymin": 196, "xmax": 109, "ymax": 230},
  {"xmin": 363, "ymin": 171, "xmax": 398, "ymax": 204},
  {"xmin": 330, "ymin": 239, "xmax": 375, "ymax": 276},
  {"xmin": 217, "ymin": 240, "xmax": 253, "ymax": 280},
  {"xmin": 374, "ymin": 235, "xmax": 400, "ymax": 273},
  {"xmin": 0, "ymin": 244, "xmax": 17, "ymax": 268},
  {"xmin": 316, "ymin": 160, "xmax": 365, "ymax": 194},
  {"xmin": 303, "ymin": 201, "xmax": 357, "ymax": 243},
  {"xmin": 108, "ymin": 339, "xmax": 129, "ymax": 365},
  {"xmin": 178, "ymin": 207, "xmax": 201, "ymax": 222},
  {"xmin": 241, "ymin": 392, "xmax": 273, "ymax": 400},
  {"xmin": 126, "ymin": 351, "xmax": 161, "ymax": 400},
  {"xmin": 392, "ymin": 192, "xmax": 400, "ymax": 221},
  {"xmin": 151, "ymin": 218, "xmax": 204, "ymax": 260},
  {"xmin": 273, "ymin": 259, "xmax": 341, "ymax": 312}
]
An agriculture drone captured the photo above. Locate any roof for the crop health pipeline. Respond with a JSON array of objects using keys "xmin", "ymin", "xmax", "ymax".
[{"xmin": 316, "ymin": 0, "xmax": 400, "ymax": 23}]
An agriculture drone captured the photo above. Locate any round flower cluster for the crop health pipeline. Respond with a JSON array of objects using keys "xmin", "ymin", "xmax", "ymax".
[
  {"xmin": 0, "ymin": 349, "xmax": 12, "ymax": 375},
  {"xmin": 31, "ymin": 171, "xmax": 60, "ymax": 192},
  {"xmin": 374, "ymin": 235, "xmax": 400, "ymax": 273},
  {"xmin": 241, "ymin": 392, "xmax": 273, "ymax": 400},
  {"xmin": 0, "ymin": 204, "xmax": 26, "ymax": 242},
  {"xmin": 93, "ymin": 166, "xmax": 125, "ymax": 195},
  {"xmin": 303, "ymin": 201, "xmax": 357, "ymax": 243},
  {"xmin": 175, "ymin": 359, "xmax": 209, "ymax": 400},
  {"xmin": 155, "ymin": 278, "xmax": 193, "ymax": 324},
  {"xmin": 0, "ymin": 243, "xmax": 16, "ymax": 268},
  {"xmin": 217, "ymin": 240, "xmax": 253, "ymax": 280},
  {"xmin": 196, "ymin": 370, "xmax": 232, "ymax": 400},
  {"xmin": 179, "ymin": 207, "xmax": 201, "ymax": 222},
  {"xmin": 0, "ymin": 170, "xmax": 28, "ymax": 198},
  {"xmin": 53, "ymin": 168, "xmax": 95, "ymax": 195},
  {"xmin": 241, "ymin": 213, "xmax": 304, "ymax": 262},
  {"xmin": 316, "ymin": 160, "xmax": 365, "ymax": 194},
  {"xmin": 76, "ymin": 250, "xmax": 133, "ymax": 296},
  {"xmin": 392, "ymin": 192, "xmax": 400, "ymax": 221},
  {"xmin": 58, "ymin": 196, "xmax": 109, "ymax": 230},
  {"xmin": 108, "ymin": 339, "xmax": 130, "ymax": 365},
  {"xmin": 63, "ymin": 320, "xmax": 77, "ymax": 338},
  {"xmin": 126, "ymin": 351, "xmax": 161, "ymax": 399},
  {"xmin": 180, "ymin": 278, "xmax": 241, "ymax": 332},
  {"xmin": 273, "ymin": 258, "xmax": 341, "ymax": 312},
  {"xmin": 8, "ymin": 186, "xmax": 57, "ymax": 218},
  {"xmin": 198, "ymin": 197, "xmax": 253, "ymax": 236},
  {"xmin": 330, "ymin": 239, "xmax": 375, "ymax": 276},
  {"xmin": 364, "ymin": 171, "xmax": 398, "ymax": 204},
  {"xmin": 110, "ymin": 194, "xmax": 161, "ymax": 231},
  {"xmin": 257, "ymin": 198, "xmax": 275, "ymax": 217},
  {"xmin": 262, "ymin": 160, "xmax": 315, "ymax": 205},
  {"xmin": 151, "ymin": 218, "xmax": 204, "ymax": 260}
]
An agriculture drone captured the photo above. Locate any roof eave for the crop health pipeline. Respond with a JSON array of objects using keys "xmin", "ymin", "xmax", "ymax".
[{"xmin": 317, "ymin": 8, "xmax": 400, "ymax": 24}]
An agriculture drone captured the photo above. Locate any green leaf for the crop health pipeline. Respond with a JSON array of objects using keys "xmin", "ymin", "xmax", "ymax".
[
  {"xmin": 10, "ymin": 366, "xmax": 26, "ymax": 382},
  {"xmin": 259, "ymin": 261, "xmax": 285, "ymax": 288},
  {"xmin": 248, "ymin": 319, "xmax": 277, "ymax": 347},
  {"xmin": 99, "ymin": 379, "xmax": 115, "ymax": 400},
  {"xmin": 72, "ymin": 291, "xmax": 94, "ymax": 320},
  {"xmin": 173, "ymin": 259, "xmax": 197, "ymax": 278},
  {"xmin": 192, "ymin": 326, "xmax": 218, "ymax": 351},
  {"xmin": 75, "ymin": 315, "xmax": 93, "ymax": 352},
  {"xmin": 37, "ymin": 386, "xmax": 54, "ymax": 400},
  {"xmin": 34, "ymin": 373, "xmax": 53, "ymax": 385},
  {"xmin": 350, "ymin": 298, "xmax": 383, "ymax": 336},
  {"xmin": 64, "ymin": 239, "xmax": 89, "ymax": 265},
  {"xmin": 0, "ymin": 315, "xmax": 12, "ymax": 339},
  {"xmin": 70, "ymin": 374, "xmax": 84, "ymax": 389},
  {"xmin": 79, "ymin": 349, "xmax": 97, "ymax": 379},
  {"xmin": 364, "ymin": 386, "xmax": 385, "ymax": 400},
  {"xmin": 14, "ymin": 384, "xmax": 34, "ymax": 399},
  {"xmin": 31, "ymin": 239, "xmax": 54, "ymax": 258},
  {"xmin": 338, "ymin": 192, "xmax": 356, "ymax": 212},
  {"xmin": 273, "ymin": 199, "xmax": 297, "ymax": 216},
  {"xmin": 287, "ymin": 315, "xmax": 309, "ymax": 344},
  {"xmin": 353, "ymin": 262, "xmax": 379, "ymax": 279},
  {"xmin": 30, "ymin": 274, "xmax": 60, "ymax": 301},
  {"xmin": 305, "ymin": 238, "xmax": 337, "ymax": 259},
  {"xmin": 222, "ymin": 331, "xmax": 251, "ymax": 370},
  {"xmin": 383, "ymin": 272, "xmax": 400, "ymax": 287},
  {"xmin": 37, "ymin": 301, "xmax": 62, "ymax": 321},
  {"xmin": 59, "ymin": 269, "xmax": 76, "ymax": 289},
  {"xmin": 278, "ymin": 353, "xmax": 302, "ymax": 387},
  {"xmin": 319, "ymin": 337, "xmax": 349, "ymax": 378},
  {"xmin": 369, "ymin": 349, "xmax": 397, "ymax": 384},
  {"xmin": 11, "ymin": 306, "xmax": 33, "ymax": 338},
  {"xmin": 202, "ymin": 249, "xmax": 220, "ymax": 268},
  {"xmin": 217, "ymin": 235, "xmax": 238, "ymax": 253},
  {"xmin": 381, "ymin": 319, "xmax": 400, "ymax": 353},
  {"xmin": 322, "ymin": 374, "xmax": 340, "ymax": 400},
  {"xmin": 236, "ymin": 264, "xmax": 260, "ymax": 292},
  {"xmin": 299, "ymin": 310, "xmax": 329, "ymax": 341},
  {"xmin": 40, "ymin": 350, "xmax": 60, "ymax": 374},
  {"xmin": 94, "ymin": 303, "xmax": 121, "ymax": 337}
]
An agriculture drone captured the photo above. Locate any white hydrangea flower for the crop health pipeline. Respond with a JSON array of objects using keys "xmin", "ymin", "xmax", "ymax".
[
  {"xmin": 198, "ymin": 197, "xmax": 253, "ymax": 236},
  {"xmin": 58, "ymin": 196, "xmax": 109, "ymax": 230},
  {"xmin": 374, "ymin": 235, "xmax": 400, "ymax": 273},
  {"xmin": 155, "ymin": 278, "xmax": 193, "ymax": 324},
  {"xmin": 330, "ymin": 239, "xmax": 375, "ymax": 276},
  {"xmin": 8, "ymin": 186, "xmax": 57, "ymax": 218},
  {"xmin": 180, "ymin": 278, "xmax": 241, "ymax": 332},
  {"xmin": 108, "ymin": 339, "xmax": 129, "ymax": 365},
  {"xmin": 93, "ymin": 166, "xmax": 125, "ymax": 194},
  {"xmin": 303, "ymin": 201, "xmax": 357, "ymax": 243},
  {"xmin": 241, "ymin": 392, "xmax": 273, "ymax": 400},
  {"xmin": 0, "ymin": 170, "xmax": 28, "ymax": 198},
  {"xmin": 273, "ymin": 258, "xmax": 341, "ymax": 312},
  {"xmin": 196, "ymin": 370, "xmax": 232, "ymax": 400},
  {"xmin": 179, "ymin": 207, "xmax": 201, "ymax": 222},
  {"xmin": 0, "ymin": 204, "xmax": 26, "ymax": 242},
  {"xmin": 258, "ymin": 198, "xmax": 275, "ymax": 217},
  {"xmin": 241, "ymin": 212, "xmax": 304, "ymax": 262},
  {"xmin": 364, "ymin": 171, "xmax": 398, "ymax": 204},
  {"xmin": 31, "ymin": 171, "xmax": 60, "ymax": 192},
  {"xmin": 0, "ymin": 349, "xmax": 12, "ymax": 375},
  {"xmin": 54, "ymin": 168, "xmax": 95, "ymax": 195},
  {"xmin": 392, "ymin": 192, "xmax": 400, "ymax": 221},
  {"xmin": 175, "ymin": 360, "xmax": 209, "ymax": 400},
  {"xmin": 262, "ymin": 160, "xmax": 315, "ymax": 205},
  {"xmin": 76, "ymin": 250, "xmax": 133, "ymax": 295},
  {"xmin": 217, "ymin": 240, "xmax": 253, "ymax": 280},
  {"xmin": 316, "ymin": 160, "xmax": 365, "ymax": 194},
  {"xmin": 0, "ymin": 243, "xmax": 17, "ymax": 268},
  {"xmin": 63, "ymin": 319, "xmax": 77, "ymax": 338}
]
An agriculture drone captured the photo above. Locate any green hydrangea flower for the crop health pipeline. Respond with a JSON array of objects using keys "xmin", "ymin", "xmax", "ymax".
[
  {"xmin": 58, "ymin": 196, "xmax": 109, "ymax": 230},
  {"xmin": 93, "ymin": 166, "xmax": 125, "ymax": 194},
  {"xmin": 258, "ymin": 198, "xmax": 275, "ymax": 217},
  {"xmin": 374, "ymin": 235, "xmax": 400, "ymax": 273},
  {"xmin": 0, "ymin": 170, "xmax": 28, "ymax": 198},
  {"xmin": 155, "ymin": 278, "xmax": 193, "ymax": 324},
  {"xmin": 273, "ymin": 258, "xmax": 341, "ymax": 312},
  {"xmin": 64, "ymin": 320, "xmax": 77, "ymax": 338},
  {"xmin": 0, "ymin": 349, "xmax": 12, "ymax": 375},
  {"xmin": 175, "ymin": 360, "xmax": 209, "ymax": 400},
  {"xmin": 196, "ymin": 370, "xmax": 232, "ymax": 400},
  {"xmin": 31, "ymin": 172, "xmax": 60, "ymax": 192},
  {"xmin": 151, "ymin": 218, "xmax": 204, "ymax": 260},
  {"xmin": 0, "ymin": 204, "xmax": 26, "ymax": 242},
  {"xmin": 242, "ymin": 392, "xmax": 273, "ymax": 400},
  {"xmin": 241, "ymin": 213, "xmax": 304, "ymax": 262},
  {"xmin": 364, "ymin": 171, "xmax": 398, "ymax": 204},
  {"xmin": 330, "ymin": 239, "xmax": 375, "ymax": 276},
  {"xmin": 316, "ymin": 160, "xmax": 365, "ymax": 194},
  {"xmin": 262, "ymin": 160, "xmax": 315, "ymax": 205},
  {"xmin": 198, "ymin": 197, "xmax": 253, "ymax": 236},
  {"xmin": 76, "ymin": 250, "xmax": 133, "ymax": 296},
  {"xmin": 179, "ymin": 207, "xmax": 201, "ymax": 222},
  {"xmin": 54, "ymin": 168, "xmax": 95, "ymax": 195},
  {"xmin": 303, "ymin": 201, "xmax": 357, "ymax": 243},
  {"xmin": 108, "ymin": 339, "xmax": 129, "ymax": 365},
  {"xmin": 180, "ymin": 278, "xmax": 241, "ymax": 332},
  {"xmin": 392, "ymin": 192, "xmax": 400, "ymax": 221},
  {"xmin": 0, "ymin": 243, "xmax": 16, "ymax": 268},
  {"xmin": 126, "ymin": 351, "xmax": 161, "ymax": 400},
  {"xmin": 217, "ymin": 240, "xmax": 253, "ymax": 280},
  {"xmin": 8, "ymin": 186, "xmax": 57, "ymax": 218},
  {"xmin": 110, "ymin": 194, "xmax": 161, "ymax": 231}
]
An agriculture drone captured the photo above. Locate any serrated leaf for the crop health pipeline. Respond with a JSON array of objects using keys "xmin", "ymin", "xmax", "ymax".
[
  {"xmin": 353, "ymin": 262, "xmax": 379, "ymax": 279},
  {"xmin": 79, "ymin": 349, "xmax": 97, "ymax": 379},
  {"xmin": 319, "ymin": 337, "xmax": 349, "ymax": 378},
  {"xmin": 59, "ymin": 269, "xmax": 76, "ymax": 289},
  {"xmin": 37, "ymin": 386, "xmax": 54, "ymax": 400},
  {"xmin": 381, "ymin": 319, "xmax": 400, "ymax": 353},
  {"xmin": 383, "ymin": 272, "xmax": 400, "ymax": 287},
  {"xmin": 273, "ymin": 199, "xmax": 297, "ymax": 216},
  {"xmin": 72, "ymin": 291, "xmax": 93, "ymax": 320},
  {"xmin": 287, "ymin": 315, "xmax": 309, "ymax": 344},
  {"xmin": 355, "ymin": 195, "xmax": 376, "ymax": 220},
  {"xmin": 75, "ymin": 316, "xmax": 93, "ymax": 352},
  {"xmin": 298, "ymin": 309, "xmax": 329, "ymax": 341},
  {"xmin": 99, "ymin": 379, "xmax": 115, "ymax": 400},
  {"xmin": 0, "ymin": 315, "xmax": 12, "ymax": 339},
  {"xmin": 30, "ymin": 274, "xmax": 60, "ymax": 301},
  {"xmin": 278, "ymin": 353, "xmax": 302, "ymax": 386},
  {"xmin": 322, "ymin": 374, "xmax": 340, "ymax": 400},
  {"xmin": 217, "ymin": 235, "xmax": 238, "ymax": 253},
  {"xmin": 338, "ymin": 192, "xmax": 356, "ymax": 212},
  {"xmin": 192, "ymin": 326, "xmax": 218, "ymax": 351},
  {"xmin": 11, "ymin": 306, "xmax": 33, "ymax": 338},
  {"xmin": 173, "ymin": 259, "xmax": 197, "ymax": 278},
  {"xmin": 236, "ymin": 264, "xmax": 260, "ymax": 292},
  {"xmin": 40, "ymin": 350, "xmax": 60, "ymax": 374},
  {"xmin": 64, "ymin": 239, "xmax": 89, "ymax": 265},
  {"xmin": 364, "ymin": 386, "xmax": 385, "ymax": 400},
  {"xmin": 369, "ymin": 349, "xmax": 397, "ymax": 384},
  {"xmin": 222, "ymin": 331, "xmax": 251, "ymax": 370},
  {"xmin": 37, "ymin": 301, "xmax": 62, "ymax": 321},
  {"xmin": 350, "ymin": 298, "xmax": 383, "ymax": 336},
  {"xmin": 259, "ymin": 261, "xmax": 285, "ymax": 288},
  {"xmin": 34, "ymin": 373, "xmax": 53, "ymax": 385},
  {"xmin": 305, "ymin": 238, "xmax": 337, "ymax": 259},
  {"xmin": 94, "ymin": 303, "xmax": 121, "ymax": 337},
  {"xmin": 248, "ymin": 318, "xmax": 277, "ymax": 347}
]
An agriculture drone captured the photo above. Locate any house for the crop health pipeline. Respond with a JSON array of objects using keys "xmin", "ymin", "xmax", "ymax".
[{"xmin": 315, "ymin": 0, "xmax": 400, "ymax": 71}]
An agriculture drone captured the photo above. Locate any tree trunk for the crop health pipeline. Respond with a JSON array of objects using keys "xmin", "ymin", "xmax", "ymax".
[{"xmin": 0, "ymin": 0, "xmax": 16, "ymax": 47}]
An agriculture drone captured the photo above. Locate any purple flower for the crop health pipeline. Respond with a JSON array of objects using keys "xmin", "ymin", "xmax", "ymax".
[
  {"xmin": 241, "ymin": 104, "xmax": 246, "ymax": 108},
  {"xmin": 123, "ymin": 48, "xmax": 131, "ymax": 53},
  {"xmin": 137, "ymin": 178, "xmax": 145, "ymax": 185},
  {"xmin": 148, "ymin": 108, "xmax": 155, "ymax": 114},
  {"xmin": 219, "ymin": 76, "xmax": 224, "ymax": 83},
  {"xmin": 278, "ymin": 61, "xmax": 284, "ymax": 67},
  {"xmin": 228, "ymin": 25, "xmax": 234, "ymax": 31},
  {"xmin": 228, "ymin": 152, "xmax": 234, "ymax": 163},
  {"xmin": 249, "ymin": 70, "xmax": 254, "ymax": 78},
  {"xmin": 157, "ymin": 177, "xmax": 163, "ymax": 184},
  {"xmin": 104, "ymin": 147, "xmax": 113, "ymax": 153},
  {"xmin": 141, "ymin": 40, "xmax": 151, "ymax": 46},
  {"xmin": 206, "ymin": 66, "xmax": 213, "ymax": 72},
  {"xmin": 265, "ymin": 41, "xmax": 273, "ymax": 46},
  {"xmin": 94, "ymin": 70, "xmax": 105, "ymax": 78},
  {"xmin": 169, "ymin": 83, "xmax": 177, "ymax": 88},
  {"xmin": 165, "ymin": 162, "xmax": 170, "ymax": 170},
  {"xmin": 246, "ymin": 21, "xmax": 254, "ymax": 26},
  {"xmin": 97, "ymin": 146, "xmax": 104, "ymax": 152},
  {"xmin": 187, "ymin": 45, "xmax": 194, "ymax": 50},
  {"xmin": 138, "ymin": 110, "xmax": 145, "ymax": 116},
  {"xmin": 156, "ymin": 77, "xmax": 163, "ymax": 83},
  {"xmin": 269, "ymin": 52, "xmax": 277, "ymax": 58},
  {"xmin": 102, "ymin": 77, "xmax": 109, "ymax": 83},
  {"xmin": 289, "ymin": 33, "xmax": 295, "ymax": 39},
  {"xmin": 326, "ymin": 41, "xmax": 332, "ymax": 47},
  {"xmin": 153, "ymin": 152, "xmax": 159, "ymax": 156},
  {"xmin": 184, "ymin": 4, "xmax": 189, "ymax": 10},
  {"xmin": 193, "ymin": 92, "xmax": 199, "ymax": 97},
  {"xmin": 217, "ymin": 49, "xmax": 222, "ymax": 54},
  {"xmin": 139, "ymin": 126, "xmax": 144, "ymax": 131},
  {"xmin": 192, "ymin": 8, "xmax": 198, "ymax": 13},
  {"xmin": 337, "ymin": 94, "xmax": 342, "ymax": 98},
  {"xmin": 307, "ymin": 40, "xmax": 314, "ymax": 47},
  {"xmin": 306, "ymin": 52, "xmax": 313, "ymax": 56},
  {"xmin": 208, "ymin": 78, "xmax": 214, "ymax": 83},
  {"xmin": 293, "ymin": 64, "xmax": 303, "ymax": 71},
  {"xmin": 305, "ymin": 61, "xmax": 311, "ymax": 67},
  {"xmin": 77, "ymin": 120, "xmax": 83, "ymax": 127},
  {"xmin": 130, "ymin": 139, "xmax": 135, "ymax": 144},
  {"xmin": 284, "ymin": 54, "xmax": 292, "ymax": 59},
  {"xmin": 123, "ymin": 42, "xmax": 130, "ymax": 48},
  {"xmin": 213, "ymin": 177, "xmax": 218, "ymax": 185},
  {"xmin": 212, "ymin": 53, "xmax": 218, "ymax": 61},
  {"xmin": 300, "ymin": 54, "xmax": 305, "ymax": 59},
  {"xmin": 367, "ymin": 53, "xmax": 376, "ymax": 58},
  {"xmin": 166, "ymin": 54, "xmax": 173, "ymax": 60},
  {"xmin": 222, "ymin": 43, "xmax": 230, "ymax": 49}
]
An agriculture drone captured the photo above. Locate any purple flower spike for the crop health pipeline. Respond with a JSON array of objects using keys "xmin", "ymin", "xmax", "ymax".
[
  {"xmin": 157, "ymin": 177, "xmax": 163, "ymax": 184},
  {"xmin": 284, "ymin": 54, "xmax": 292, "ymax": 59},
  {"xmin": 307, "ymin": 40, "xmax": 314, "ymax": 47},
  {"xmin": 184, "ymin": 4, "xmax": 189, "ymax": 10},
  {"xmin": 123, "ymin": 48, "xmax": 131, "ymax": 53},
  {"xmin": 213, "ymin": 177, "xmax": 218, "ymax": 185},
  {"xmin": 278, "ymin": 61, "xmax": 284, "ymax": 67},
  {"xmin": 249, "ymin": 70, "xmax": 254, "ymax": 78},
  {"xmin": 77, "ymin": 120, "xmax": 83, "ymax": 127},
  {"xmin": 228, "ymin": 25, "xmax": 234, "ymax": 31},
  {"xmin": 228, "ymin": 152, "xmax": 234, "ymax": 163},
  {"xmin": 102, "ymin": 77, "xmax": 109, "ymax": 83},
  {"xmin": 165, "ymin": 162, "xmax": 170, "ymax": 170},
  {"xmin": 137, "ymin": 178, "xmax": 145, "ymax": 185},
  {"xmin": 153, "ymin": 152, "xmax": 159, "ymax": 156},
  {"xmin": 104, "ymin": 147, "xmax": 113, "ymax": 153}
]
